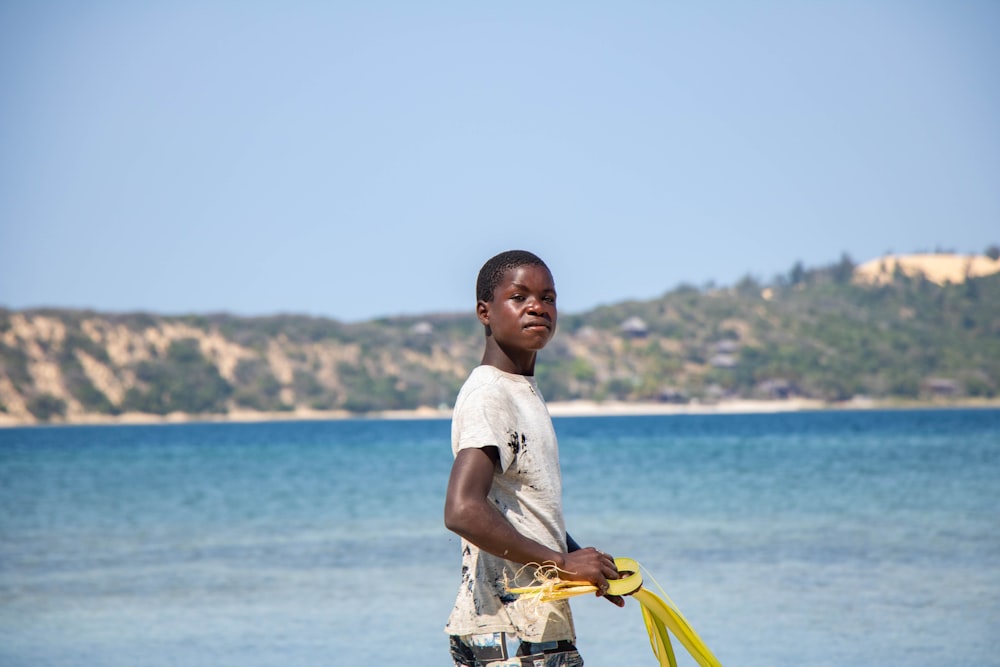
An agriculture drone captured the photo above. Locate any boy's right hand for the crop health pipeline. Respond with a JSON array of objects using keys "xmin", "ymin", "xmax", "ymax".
[{"xmin": 559, "ymin": 547, "xmax": 625, "ymax": 607}]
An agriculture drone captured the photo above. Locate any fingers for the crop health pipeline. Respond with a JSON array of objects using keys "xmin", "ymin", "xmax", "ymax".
[
  {"xmin": 594, "ymin": 549, "xmax": 619, "ymax": 604},
  {"xmin": 598, "ymin": 550, "xmax": 620, "ymax": 579},
  {"xmin": 564, "ymin": 546, "xmax": 620, "ymax": 593}
]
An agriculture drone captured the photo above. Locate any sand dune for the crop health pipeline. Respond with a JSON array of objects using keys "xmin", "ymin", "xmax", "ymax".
[{"xmin": 854, "ymin": 253, "xmax": 1000, "ymax": 286}]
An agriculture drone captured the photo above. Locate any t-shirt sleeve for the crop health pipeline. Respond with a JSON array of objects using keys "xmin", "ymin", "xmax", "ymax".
[{"xmin": 453, "ymin": 384, "xmax": 518, "ymax": 473}]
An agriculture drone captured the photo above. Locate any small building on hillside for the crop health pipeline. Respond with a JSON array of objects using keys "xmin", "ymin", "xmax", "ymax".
[
  {"xmin": 410, "ymin": 321, "xmax": 434, "ymax": 336},
  {"xmin": 923, "ymin": 377, "xmax": 960, "ymax": 397},
  {"xmin": 620, "ymin": 316, "xmax": 649, "ymax": 339},
  {"xmin": 755, "ymin": 378, "xmax": 795, "ymax": 399},
  {"xmin": 709, "ymin": 353, "xmax": 737, "ymax": 368}
]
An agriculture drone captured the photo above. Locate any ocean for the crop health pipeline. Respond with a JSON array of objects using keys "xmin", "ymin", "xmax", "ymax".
[{"xmin": 1, "ymin": 408, "xmax": 998, "ymax": 666}]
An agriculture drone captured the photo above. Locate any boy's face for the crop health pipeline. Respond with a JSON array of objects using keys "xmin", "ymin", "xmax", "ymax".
[{"xmin": 478, "ymin": 263, "xmax": 557, "ymax": 352}]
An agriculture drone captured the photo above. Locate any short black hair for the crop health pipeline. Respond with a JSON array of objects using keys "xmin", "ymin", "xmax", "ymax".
[{"xmin": 476, "ymin": 250, "xmax": 550, "ymax": 303}]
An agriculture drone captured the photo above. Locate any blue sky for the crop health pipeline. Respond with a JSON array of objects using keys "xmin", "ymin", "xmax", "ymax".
[{"xmin": 2, "ymin": 2, "xmax": 997, "ymax": 322}]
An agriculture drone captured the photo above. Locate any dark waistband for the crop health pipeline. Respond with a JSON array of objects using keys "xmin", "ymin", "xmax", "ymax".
[{"xmin": 518, "ymin": 638, "xmax": 577, "ymax": 655}]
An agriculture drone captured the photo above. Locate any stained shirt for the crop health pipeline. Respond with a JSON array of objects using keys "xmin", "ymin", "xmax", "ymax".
[{"xmin": 445, "ymin": 365, "xmax": 575, "ymax": 643}]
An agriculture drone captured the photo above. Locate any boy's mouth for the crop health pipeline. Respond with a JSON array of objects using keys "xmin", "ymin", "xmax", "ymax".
[{"xmin": 523, "ymin": 320, "xmax": 550, "ymax": 331}]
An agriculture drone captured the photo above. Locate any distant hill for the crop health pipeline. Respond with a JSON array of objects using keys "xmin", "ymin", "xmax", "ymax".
[{"xmin": 2, "ymin": 252, "xmax": 999, "ymax": 425}]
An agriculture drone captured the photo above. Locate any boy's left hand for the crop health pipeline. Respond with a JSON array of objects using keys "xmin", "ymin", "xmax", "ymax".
[
  {"xmin": 596, "ymin": 550, "xmax": 626, "ymax": 608},
  {"xmin": 561, "ymin": 547, "xmax": 625, "ymax": 607},
  {"xmin": 572, "ymin": 547, "xmax": 625, "ymax": 607}
]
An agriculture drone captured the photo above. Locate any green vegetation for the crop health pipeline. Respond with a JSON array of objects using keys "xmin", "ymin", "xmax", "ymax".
[
  {"xmin": 27, "ymin": 393, "xmax": 67, "ymax": 420},
  {"xmin": 122, "ymin": 339, "xmax": 232, "ymax": 414},
  {"xmin": 2, "ymin": 255, "xmax": 999, "ymax": 422},
  {"xmin": 536, "ymin": 261, "xmax": 1000, "ymax": 403},
  {"xmin": 232, "ymin": 359, "xmax": 288, "ymax": 412}
]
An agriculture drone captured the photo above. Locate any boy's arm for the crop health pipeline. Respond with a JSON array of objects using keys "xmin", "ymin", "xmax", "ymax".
[{"xmin": 445, "ymin": 446, "xmax": 621, "ymax": 601}]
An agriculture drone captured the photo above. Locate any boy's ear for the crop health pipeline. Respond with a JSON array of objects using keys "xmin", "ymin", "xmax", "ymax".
[{"xmin": 476, "ymin": 300, "xmax": 490, "ymax": 326}]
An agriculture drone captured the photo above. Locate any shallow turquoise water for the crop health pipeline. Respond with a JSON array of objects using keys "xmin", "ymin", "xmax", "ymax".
[{"xmin": 1, "ymin": 409, "xmax": 998, "ymax": 666}]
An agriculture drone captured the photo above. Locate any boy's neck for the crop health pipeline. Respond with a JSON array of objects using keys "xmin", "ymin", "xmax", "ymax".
[{"xmin": 481, "ymin": 342, "xmax": 536, "ymax": 376}]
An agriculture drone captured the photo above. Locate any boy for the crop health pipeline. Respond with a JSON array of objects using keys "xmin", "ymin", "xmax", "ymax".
[{"xmin": 444, "ymin": 250, "xmax": 623, "ymax": 667}]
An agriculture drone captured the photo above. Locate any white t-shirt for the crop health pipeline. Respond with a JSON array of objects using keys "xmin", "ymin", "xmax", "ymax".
[{"xmin": 445, "ymin": 365, "xmax": 575, "ymax": 643}]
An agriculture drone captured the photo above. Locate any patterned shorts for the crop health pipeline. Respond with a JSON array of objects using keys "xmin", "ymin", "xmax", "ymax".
[{"xmin": 450, "ymin": 632, "xmax": 584, "ymax": 667}]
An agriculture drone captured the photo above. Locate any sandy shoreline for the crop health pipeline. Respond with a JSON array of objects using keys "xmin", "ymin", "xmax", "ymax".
[{"xmin": 2, "ymin": 397, "xmax": 998, "ymax": 428}]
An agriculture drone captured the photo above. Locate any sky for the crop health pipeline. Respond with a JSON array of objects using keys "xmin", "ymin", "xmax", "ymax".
[{"xmin": 1, "ymin": 2, "xmax": 998, "ymax": 322}]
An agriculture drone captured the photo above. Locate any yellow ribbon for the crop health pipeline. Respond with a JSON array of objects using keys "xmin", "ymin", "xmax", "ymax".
[{"xmin": 507, "ymin": 557, "xmax": 723, "ymax": 667}]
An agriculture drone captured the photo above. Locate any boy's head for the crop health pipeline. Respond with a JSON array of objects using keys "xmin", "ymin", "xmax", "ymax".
[
  {"xmin": 476, "ymin": 250, "xmax": 550, "ymax": 303},
  {"xmin": 475, "ymin": 250, "xmax": 557, "ymax": 364}
]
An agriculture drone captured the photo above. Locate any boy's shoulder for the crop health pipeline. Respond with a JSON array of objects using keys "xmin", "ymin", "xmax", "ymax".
[{"xmin": 456, "ymin": 365, "xmax": 507, "ymax": 401}]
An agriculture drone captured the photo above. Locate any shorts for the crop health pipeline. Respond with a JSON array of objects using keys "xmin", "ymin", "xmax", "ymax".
[{"xmin": 449, "ymin": 632, "xmax": 584, "ymax": 667}]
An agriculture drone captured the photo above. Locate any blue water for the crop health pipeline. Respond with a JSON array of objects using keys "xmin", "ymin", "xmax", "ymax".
[{"xmin": 1, "ymin": 409, "xmax": 998, "ymax": 666}]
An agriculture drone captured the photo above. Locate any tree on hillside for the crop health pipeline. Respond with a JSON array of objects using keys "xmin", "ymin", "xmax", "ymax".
[{"xmin": 123, "ymin": 339, "xmax": 232, "ymax": 414}]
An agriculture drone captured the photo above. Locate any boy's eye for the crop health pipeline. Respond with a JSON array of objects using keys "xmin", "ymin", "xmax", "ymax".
[{"xmin": 543, "ymin": 295, "xmax": 555, "ymax": 303}]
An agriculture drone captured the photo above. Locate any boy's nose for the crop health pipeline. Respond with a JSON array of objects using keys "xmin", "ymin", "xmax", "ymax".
[{"xmin": 526, "ymin": 297, "xmax": 550, "ymax": 314}]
